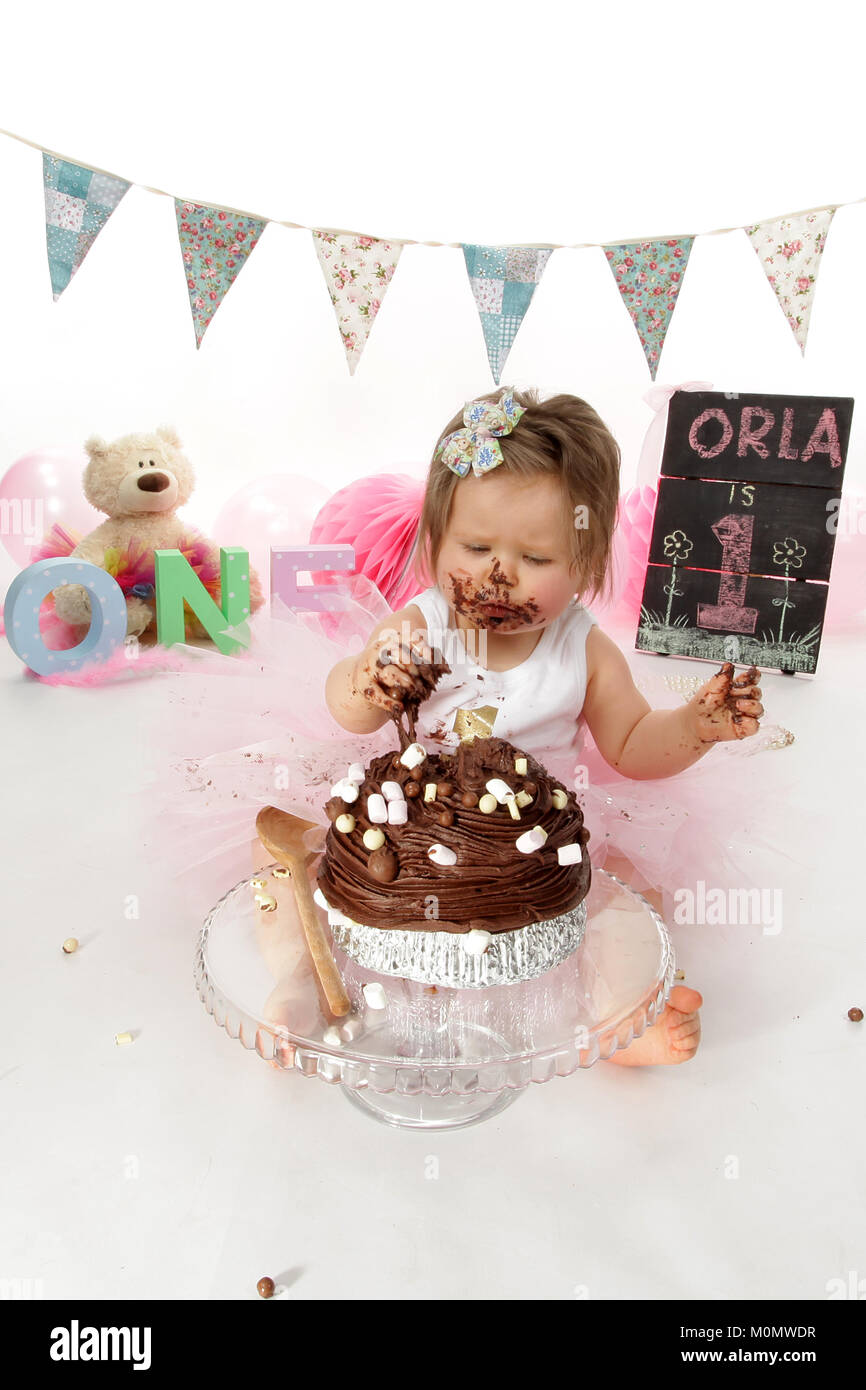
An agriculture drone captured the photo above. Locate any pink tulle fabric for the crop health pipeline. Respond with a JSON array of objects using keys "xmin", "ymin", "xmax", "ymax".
[
  {"xmin": 310, "ymin": 473, "xmax": 429, "ymax": 609},
  {"xmin": 139, "ymin": 572, "xmax": 805, "ymax": 925}
]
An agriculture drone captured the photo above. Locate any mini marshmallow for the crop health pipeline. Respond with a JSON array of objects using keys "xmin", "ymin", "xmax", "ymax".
[
  {"xmin": 387, "ymin": 799, "xmax": 408, "ymax": 825},
  {"xmin": 514, "ymin": 757, "xmax": 528, "ymax": 775},
  {"xmin": 423, "ymin": 782, "xmax": 437, "ymax": 802},
  {"xmin": 363, "ymin": 982, "xmax": 388, "ymax": 1009},
  {"xmin": 322, "ymin": 1026, "xmax": 343, "ymax": 1046},
  {"xmin": 427, "ymin": 843, "xmax": 457, "ymax": 866},
  {"xmin": 399, "ymin": 742, "xmax": 427, "ymax": 769},
  {"xmin": 557, "ymin": 843, "xmax": 583, "ymax": 865},
  {"xmin": 485, "ymin": 778, "xmax": 513, "ymax": 803},
  {"xmin": 335, "ymin": 813, "xmax": 356, "ymax": 833},
  {"xmin": 516, "ymin": 826, "xmax": 548, "ymax": 854},
  {"xmin": 347, "ymin": 762, "xmax": 366, "ymax": 783},
  {"xmin": 515, "ymin": 790, "xmax": 533, "ymax": 808},
  {"xmin": 340, "ymin": 1014, "xmax": 365, "ymax": 1042},
  {"xmin": 506, "ymin": 796, "xmax": 521, "ymax": 821},
  {"xmin": 367, "ymin": 793, "xmax": 388, "ymax": 823},
  {"xmin": 478, "ymin": 793, "xmax": 498, "ymax": 814},
  {"xmin": 313, "ymin": 887, "xmax": 330, "ymax": 910},
  {"xmin": 462, "ymin": 928, "xmax": 493, "ymax": 957},
  {"xmin": 552, "ymin": 788, "xmax": 568, "ymax": 810},
  {"xmin": 381, "ymin": 780, "xmax": 404, "ymax": 802},
  {"xmin": 363, "ymin": 828, "xmax": 385, "ymax": 850},
  {"xmin": 331, "ymin": 777, "xmax": 359, "ymax": 803}
]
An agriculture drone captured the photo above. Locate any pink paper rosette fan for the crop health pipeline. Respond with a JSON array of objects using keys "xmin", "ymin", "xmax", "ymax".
[{"xmin": 309, "ymin": 473, "xmax": 428, "ymax": 609}]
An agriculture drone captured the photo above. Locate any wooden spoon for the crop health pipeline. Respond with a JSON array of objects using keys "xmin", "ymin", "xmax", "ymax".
[{"xmin": 255, "ymin": 806, "xmax": 351, "ymax": 1019}]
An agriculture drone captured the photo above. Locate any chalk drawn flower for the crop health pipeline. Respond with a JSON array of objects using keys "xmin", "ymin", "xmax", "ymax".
[
  {"xmin": 773, "ymin": 538, "xmax": 806, "ymax": 569},
  {"xmin": 663, "ymin": 530, "xmax": 694, "ymax": 561}
]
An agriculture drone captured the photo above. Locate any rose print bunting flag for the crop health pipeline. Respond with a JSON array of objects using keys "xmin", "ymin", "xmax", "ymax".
[
  {"xmin": 175, "ymin": 200, "xmax": 266, "ymax": 347},
  {"xmin": 744, "ymin": 209, "xmax": 835, "ymax": 355},
  {"xmin": 461, "ymin": 245, "xmax": 553, "ymax": 384},
  {"xmin": 603, "ymin": 237, "xmax": 694, "ymax": 381},
  {"xmin": 312, "ymin": 231, "xmax": 403, "ymax": 375},
  {"xmin": 43, "ymin": 154, "xmax": 131, "ymax": 300}
]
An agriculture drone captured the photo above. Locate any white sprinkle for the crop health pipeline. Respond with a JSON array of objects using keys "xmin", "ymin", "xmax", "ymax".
[
  {"xmin": 462, "ymin": 928, "xmax": 493, "ymax": 956},
  {"xmin": 557, "ymin": 843, "xmax": 583, "ymax": 865},
  {"xmin": 363, "ymin": 982, "xmax": 387, "ymax": 1010},
  {"xmin": 381, "ymin": 780, "xmax": 404, "ymax": 802},
  {"xmin": 514, "ymin": 756, "xmax": 528, "ymax": 775},
  {"xmin": 387, "ymin": 799, "xmax": 408, "ymax": 825},
  {"xmin": 427, "ymin": 843, "xmax": 457, "ymax": 866}
]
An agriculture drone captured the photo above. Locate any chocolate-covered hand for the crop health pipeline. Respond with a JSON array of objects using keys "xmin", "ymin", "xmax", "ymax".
[
  {"xmin": 351, "ymin": 627, "xmax": 436, "ymax": 717},
  {"xmin": 687, "ymin": 662, "xmax": 764, "ymax": 743}
]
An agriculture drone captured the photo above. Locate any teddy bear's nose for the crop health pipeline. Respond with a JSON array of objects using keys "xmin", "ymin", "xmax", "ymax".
[{"xmin": 137, "ymin": 472, "xmax": 170, "ymax": 493}]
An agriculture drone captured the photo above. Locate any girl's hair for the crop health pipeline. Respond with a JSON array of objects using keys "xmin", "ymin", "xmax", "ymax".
[{"xmin": 414, "ymin": 386, "xmax": 621, "ymax": 605}]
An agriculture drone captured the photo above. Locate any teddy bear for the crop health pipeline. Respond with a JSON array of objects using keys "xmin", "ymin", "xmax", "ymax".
[{"xmin": 52, "ymin": 426, "xmax": 264, "ymax": 639}]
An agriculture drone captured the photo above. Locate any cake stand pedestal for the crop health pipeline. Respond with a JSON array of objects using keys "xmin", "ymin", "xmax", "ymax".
[{"xmin": 196, "ymin": 865, "xmax": 675, "ymax": 1131}]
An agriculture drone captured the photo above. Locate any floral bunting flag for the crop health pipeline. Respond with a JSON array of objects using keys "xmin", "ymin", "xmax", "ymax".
[
  {"xmin": 175, "ymin": 201, "xmax": 266, "ymax": 347},
  {"xmin": 312, "ymin": 231, "xmax": 403, "ymax": 375},
  {"xmin": 461, "ymin": 245, "xmax": 553, "ymax": 384},
  {"xmin": 744, "ymin": 209, "xmax": 835, "ymax": 354},
  {"xmin": 42, "ymin": 154, "xmax": 131, "ymax": 300},
  {"xmin": 603, "ymin": 238, "xmax": 694, "ymax": 380}
]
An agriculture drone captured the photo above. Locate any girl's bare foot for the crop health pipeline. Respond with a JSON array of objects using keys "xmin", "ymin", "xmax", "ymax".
[{"xmin": 605, "ymin": 985, "xmax": 703, "ymax": 1067}]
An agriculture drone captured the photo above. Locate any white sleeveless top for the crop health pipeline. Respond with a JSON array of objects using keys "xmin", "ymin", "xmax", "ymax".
[{"xmin": 406, "ymin": 587, "xmax": 597, "ymax": 782}]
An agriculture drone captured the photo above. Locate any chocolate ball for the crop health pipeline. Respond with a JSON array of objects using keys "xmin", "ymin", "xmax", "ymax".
[
  {"xmin": 437, "ymin": 782, "xmax": 454, "ymax": 799},
  {"xmin": 438, "ymin": 809, "xmax": 454, "ymax": 828},
  {"xmin": 257, "ymin": 1277, "xmax": 275, "ymax": 1299},
  {"xmin": 849, "ymin": 1007, "xmax": 864, "ymax": 1022},
  {"xmin": 461, "ymin": 791, "xmax": 478, "ymax": 808},
  {"xmin": 410, "ymin": 765, "xmax": 426, "ymax": 781},
  {"xmin": 405, "ymin": 781, "xmax": 420, "ymax": 798},
  {"xmin": 523, "ymin": 780, "xmax": 537, "ymax": 795},
  {"xmin": 368, "ymin": 847, "xmax": 399, "ymax": 883}
]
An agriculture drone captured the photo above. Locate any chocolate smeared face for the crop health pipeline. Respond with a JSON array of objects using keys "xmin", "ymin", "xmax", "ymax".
[{"xmin": 435, "ymin": 471, "xmax": 583, "ymax": 635}]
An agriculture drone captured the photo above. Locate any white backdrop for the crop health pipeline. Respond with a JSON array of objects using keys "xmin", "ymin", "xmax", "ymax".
[{"xmin": 1, "ymin": 0, "xmax": 865, "ymax": 597}]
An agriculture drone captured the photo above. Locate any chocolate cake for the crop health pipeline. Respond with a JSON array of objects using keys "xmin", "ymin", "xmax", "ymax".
[{"xmin": 317, "ymin": 642, "xmax": 591, "ymax": 937}]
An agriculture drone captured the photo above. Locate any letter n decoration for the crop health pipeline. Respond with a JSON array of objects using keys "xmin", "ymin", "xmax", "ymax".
[{"xmin": 636, "ymin": 390, "xmax": 854, "ymax": 674}]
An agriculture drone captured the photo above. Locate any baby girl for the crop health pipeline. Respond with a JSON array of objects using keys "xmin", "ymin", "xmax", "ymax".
[{"xmin": 326, "ymin": 389, "xmax": 765, "ymax": 1066}]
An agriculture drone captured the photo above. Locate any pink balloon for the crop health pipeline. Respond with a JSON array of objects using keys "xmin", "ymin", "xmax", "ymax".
[
  {"xmin": 212, "ymin": 474, "xmax": 332, "ymax": 587},
  {"xmin": 0, "ymin": 447, "xmax": 103, "ymax": 567}
]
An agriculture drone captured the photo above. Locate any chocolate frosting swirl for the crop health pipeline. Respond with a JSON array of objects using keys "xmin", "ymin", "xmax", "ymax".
[{"xmin": 317, "ymin": 737, "xmax": 591, "ymax": 934}]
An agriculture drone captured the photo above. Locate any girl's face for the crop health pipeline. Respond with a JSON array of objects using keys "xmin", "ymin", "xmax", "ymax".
[{"xmin": 435, "ymin": 470, "xmax": 581, "ymax": 634}]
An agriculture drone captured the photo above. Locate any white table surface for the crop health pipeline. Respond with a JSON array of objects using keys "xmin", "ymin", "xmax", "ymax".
[{"xmin": 2, "ymin": 620, "xmax": 864, "ymax": 1303}]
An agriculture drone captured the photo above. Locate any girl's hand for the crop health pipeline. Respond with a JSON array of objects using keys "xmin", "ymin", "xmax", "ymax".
[
  {"xmin": 687, "ymin": 662, "xmax": 764, "ymax": 743},
  {"xmin": 350, "ymin": 627, "xmax": 434, "ymax": 718}
]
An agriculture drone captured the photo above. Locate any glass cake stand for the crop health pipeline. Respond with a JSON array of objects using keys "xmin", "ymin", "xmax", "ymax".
[{"xmin": 195, "ymin": 863, "xmax": 675, "ymax": 1131}]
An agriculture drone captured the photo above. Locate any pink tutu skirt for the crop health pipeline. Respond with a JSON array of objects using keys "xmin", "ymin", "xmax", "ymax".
[{"xmin": 140, "ymin": 576, "xmax": 803, "ymax": 926}]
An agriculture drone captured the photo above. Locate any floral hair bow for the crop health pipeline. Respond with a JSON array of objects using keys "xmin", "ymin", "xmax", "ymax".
[{"xmin": 435, "ymin": 390, "xmax": 526, "ymax": 477}]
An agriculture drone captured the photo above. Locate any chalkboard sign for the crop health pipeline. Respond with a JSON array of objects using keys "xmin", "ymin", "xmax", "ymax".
[{"xmin": 636, "ymin": 391, "xmax": 854, "ymax": 674}]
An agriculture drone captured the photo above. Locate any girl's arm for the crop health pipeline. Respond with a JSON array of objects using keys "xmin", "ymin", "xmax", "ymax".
[
  {"xmin": 325, "ymin": 604, "xmax": 431, "ymax": 734},
  {"xmin": 581, "ymin": 626, "xmax": 764, "ymax": 780}
]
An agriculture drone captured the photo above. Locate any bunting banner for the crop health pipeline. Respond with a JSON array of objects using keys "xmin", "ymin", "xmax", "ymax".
[
  {"xmin": 42, "ymin": 154, "xmax": 130, "ymax": 300},
  {"xmin": 312, "ymin": 231, "xmax": 403, "ymax": 375},
  {"xmin": 461, "ymin": 244, "xmax": 553, "ymax": 385},
  {"xmin": 603, "ymin": 237, "xmax": 694, "ymax": 382},
  {"xmin": 0, "ymin": 125, "xmax": 856, "ymax": 378},
  {"xmin": 745, "ymin": 209, "xmax": 835, "ymax": 355},
  {"xmin": 175, "ymin": 201, "xmax": 267, "ymax": 347}
]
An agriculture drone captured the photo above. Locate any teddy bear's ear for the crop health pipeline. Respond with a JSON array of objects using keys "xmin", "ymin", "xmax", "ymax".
[
  {"xmin": 84, "ymin": 434, "xmax": 109, "ymax": 460},
  {"xmin": 156, "ymin": 425, "xmax": 182, "ymax": 450}
]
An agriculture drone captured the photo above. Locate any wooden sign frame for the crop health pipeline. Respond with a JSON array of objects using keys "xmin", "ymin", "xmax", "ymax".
[{"xmin": 635, "ymin": 391, "xmax": 854, "ymax": 674}]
